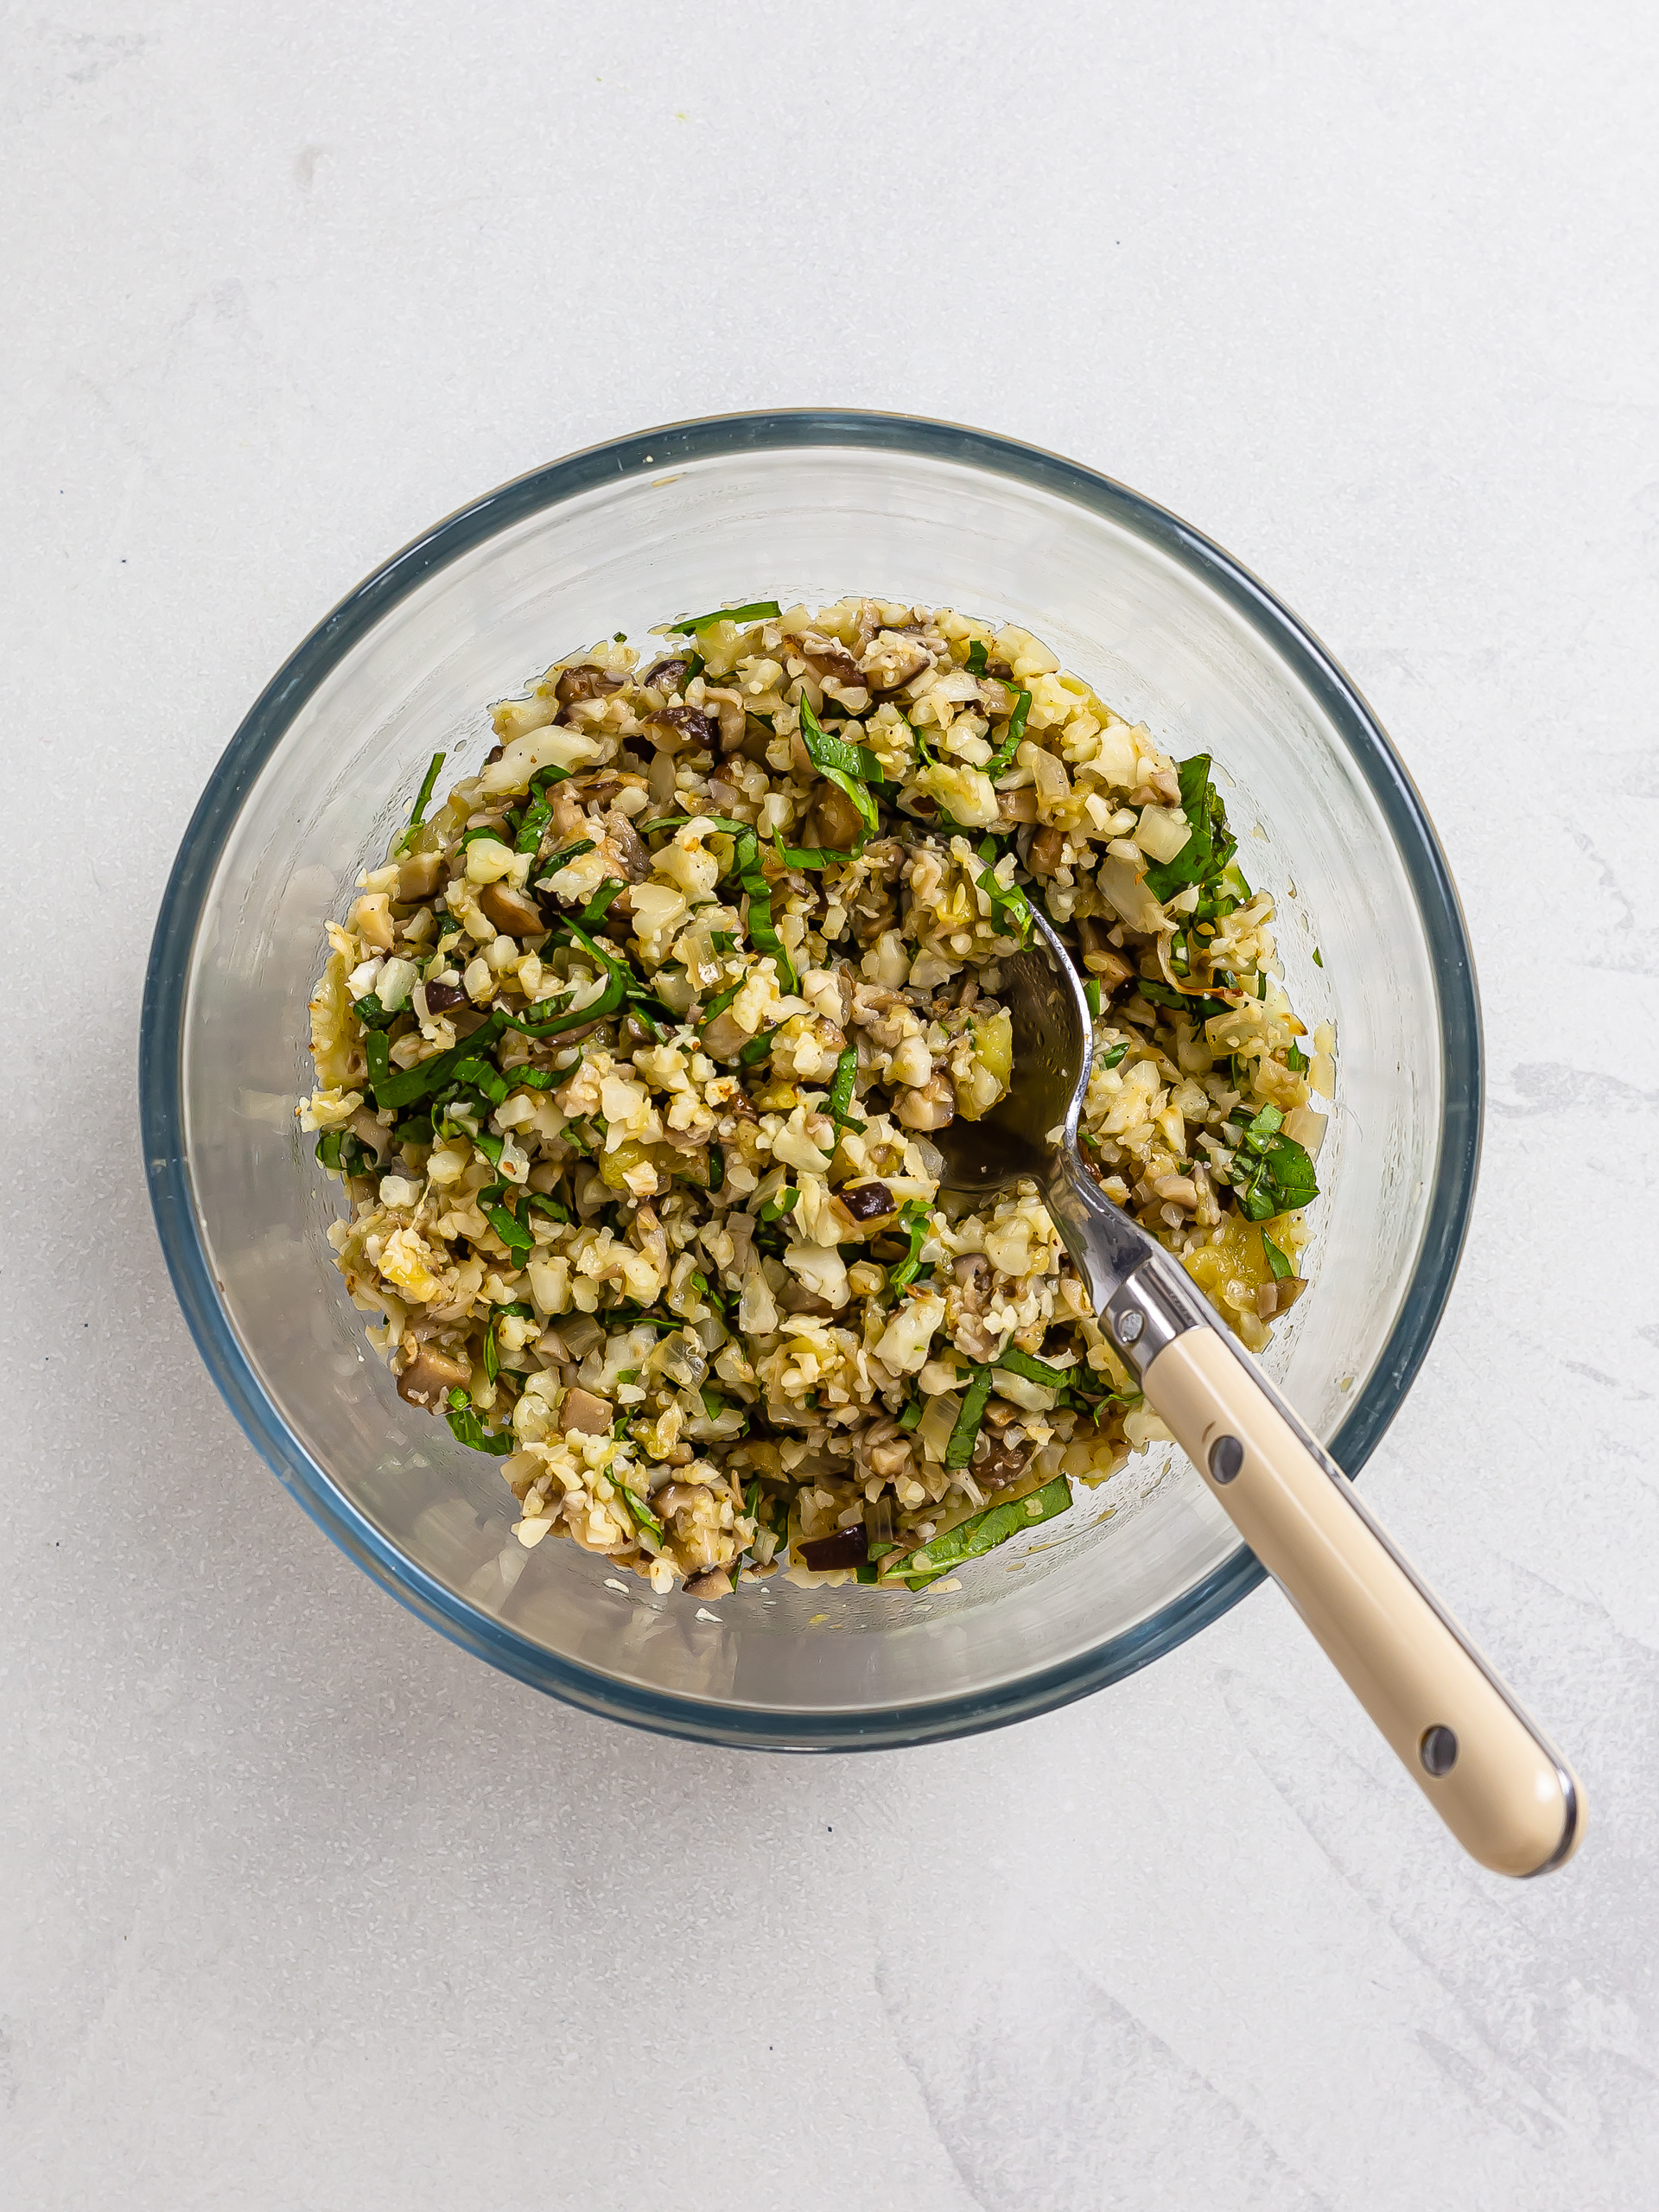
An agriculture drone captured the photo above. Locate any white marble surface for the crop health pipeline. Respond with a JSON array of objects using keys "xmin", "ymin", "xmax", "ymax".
[{"xmin": 4, "ymin": 3, "xmax": 1656, "ymax": 2204}]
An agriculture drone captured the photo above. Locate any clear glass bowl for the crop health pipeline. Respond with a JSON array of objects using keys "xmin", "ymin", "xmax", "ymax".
[{"xmin": 141, "ymin": 412, "xmax": 1480, "ymax": 1748}]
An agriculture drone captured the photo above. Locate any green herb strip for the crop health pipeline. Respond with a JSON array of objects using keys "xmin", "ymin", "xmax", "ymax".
[
  {"xmin": 976, "ymin": 861, "xmax": 1032, "ymax": 941},
  {"xmin": 732, "ymin": 834, "xmax": 798, "ymax": 997},
  {"xmin": 371, "ymin": 968, "xmax": 631, "ymax": 1112},
  {"xmin": 484, "ymin": 1200, "xmax": 534, "ymax": 1259},
  {"xmin": 883, "ymin": 1474, "xmax": 1072, "ymax": 1580},
  {"xmin": 888, "ymin": 1201, "xmax": 932, "ymax": 1290},
  {"xmin": 450, "ymin": 1056, "xmax": 508, "ymax": 1104},
  {"xmin": 1262, "ymin": 1235, "xmax": 1293, "ymax": 1281},
  {"xmin": 826, "ymin": 1046, "xmax": 866, "ymax": 1133},
  {"xmin": 351, "ymin": 993, "xmax": 398, "ymax": 1032},
  {"xmin": 965, "ymin": 640, "xmax": 988, "ymax": 676},
  {"xmin": 514, "ymin": 791, "xmax": 555, "ymax": 855},
  {"xmin": 737, "ymin": 1027, "xmax": 779, "ymax": 1067},
  {"xmin": 796, "ymin": 693, "xmax": 881, "ymax": 846},
  {"xmin": 1225, "ymin": 1103, "xmax": 1319, "ymax": 1221},
  {"xmin": 316, "ymin": 1129, "xmax": 373, "ymax": 1176},
  {"xmin": 445, "ymin": 1390, "xmax": 515, "ymax": 1456},
  {"xmin": 577, "ymin": 879, "xmax": 625, "ymax": 928},
  {"xmin": 995, "ymin": 1347, "xmax": 1072, "ymax": 1390},
  {"xmin": 944, "ymin": 1366, "xmax": 995, "ymax": 1468},
  {"xmin": 699, "ymin": 981, "xmax": 743, "ymax": 1028},
  {"xmin": 985, "ymin": 688, "xmax": 1032, "ymax": 777},
  {"xmin": 772, "ymin": 835, "xmax": 856, "ymax": 872},
  {"xmin": 397, "ymin": 751, "xmax": 447, "ymax": 853},
  {"xmin": 537, "ymin": 839, "xmax": 597, "ymax": 885},
  {"xmin": 1141, "ymin": 754, "xmax": 1239, "ymax": 905},
  {"xmin": 667, "ymin": 600, "xmax": 782, "ymax": 633},
  {"xmin": 612, "ymin": 1478, "xmax": 664, "ymax": 1541},
  {"xmin": 1135, "ymin": 976, "xmax": 1237, "ymax": 1024}
]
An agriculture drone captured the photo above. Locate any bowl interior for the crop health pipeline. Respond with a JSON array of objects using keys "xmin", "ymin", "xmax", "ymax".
[{"xmin": 150, "ymin": 423, "xmax": 1475, "ymax": 1745}]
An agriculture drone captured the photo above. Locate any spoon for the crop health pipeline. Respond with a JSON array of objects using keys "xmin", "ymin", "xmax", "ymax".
[{"xmin": 932, "ymin": 908, "xmax": 1581, "ymax": 1877}]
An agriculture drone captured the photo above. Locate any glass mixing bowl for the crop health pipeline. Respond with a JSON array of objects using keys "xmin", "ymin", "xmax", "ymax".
[{"xmin": 141, "ymin": 412, "xmax": 1480, "ymax": 1748}]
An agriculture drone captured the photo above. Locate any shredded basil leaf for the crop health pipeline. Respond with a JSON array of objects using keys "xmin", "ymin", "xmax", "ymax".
[
  {"xmin": 797, "ymin": 693, "xmax": 879, "ymax": 843},
  {"xmin": 728, "ymin": 827, "xmax": 798, "ymax": 996},
  {"xmin": 1141, "ymin": 755, "xmax": 1238, "ymax": 904},
  {"xmin": 826, "ymin": 1046, "xmax": 865, "ymax": 1133},
  {"xmin": 445, "ymin": 1391, "xmax": 515, "ymax": 1455},
  {"xmin": 364, "ymin": 1030, "xmax": 391, "ymax": 1094},
  {"xmin": 888, "ymin": 1201, "xmax": 932, "ymax": 1289},
  {"xmin": 881, "ymin": 1473, "xmax": 1072, "ymax": 1580},
  {"xmin": 537, "ymin": 838, "xmax": 597, "ymax": 885},
  {"xmin": 667, "ymin": 600, "xmax": 781, "ymax": 633},
  {"xmin": 397, "ymin": 751, "xmax": 447, "ymax": 853},
  {"xmin": 485, "ymin": 1199, "xmax": 534, "ymax": 1258},
  {"xmin": 995, "ymin": 1347, "xmax": 1071, "ymax": 1390},
  {"xmin": 944, "ymin": 1368, "xmax": 995, "ymax": 1468},
  {"xmin": 612, "ymin": 1478, "xmax": 664, "ymax": 1540},
  {"xmin": 976, "ymin": 861, "xmax": 1032, "ymax": 942},
  {"xmin": 985, "ymin": 688, "xmax": 1032, "ymax": 777},
  {"xmin": 1262, "ymin": 1235, "xmax": 1293, "ymax": 1281}
]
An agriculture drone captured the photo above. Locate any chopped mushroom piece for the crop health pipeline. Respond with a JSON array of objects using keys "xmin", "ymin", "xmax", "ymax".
[
  {"xmin": 641, "ymin": 656, "xmax": 691, "ymax": 694},
  {"xmin": 478, "ymin": 882, "xmax": 545, "ymax": 936},
  {"xmin": 397, "ymin": 850, "xmax": 444, "ymax": 901},
  {"xmin": 786, "ymin": 628, "xmax": 863, "ymax": 688},
  {"xmin": 893, "ymin": 1072, "xmax": 955, "ymax": 1130},
  {"xmin": 1075, "ymin": 918, "xmax": 1132, "ymax": 983},
  {"xmin": 556, "ymin": 664, "xmax": 623, "ymax": 707},
  {"xmin": 860, "ymin": 632, "xmax": 933, "ymax": 693},
  {"xmin": 646, "ymin": 703, "xmax": 715, "ymax": 752},
  {"xmin": 560, "ymin": 1388, "xmax": 613, "ymax": 1436},
  {"xmin": 836, "ymin": 1179, "xmax": 895, "ymax": 1223},
  {"xmin": 683, "ymin": 1566, "xmax": 734, "ymax": 1598},
  {"xmin": 397, "ymin": 1345, "xmax": 471, "ymax": 1412},
  {"xmin": 601, "ymin": 808, "xmax": 651, "ymax": 881}
]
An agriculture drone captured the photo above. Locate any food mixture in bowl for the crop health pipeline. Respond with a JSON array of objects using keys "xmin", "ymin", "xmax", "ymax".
[{"xmin": 300, "ymin": 599, "xmax": 1333, "ymax": 1596}]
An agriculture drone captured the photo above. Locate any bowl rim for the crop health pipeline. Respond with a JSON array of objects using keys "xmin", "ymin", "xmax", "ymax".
[{"xmin": 139, "ymin": 408, "xmax": 1483, "ymax": 1751}]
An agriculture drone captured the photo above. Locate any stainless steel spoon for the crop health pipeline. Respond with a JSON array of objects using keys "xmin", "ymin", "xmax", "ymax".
[{"xmin": 931, "ymin": 908, "xmax": 1581, "ymax": 1877}]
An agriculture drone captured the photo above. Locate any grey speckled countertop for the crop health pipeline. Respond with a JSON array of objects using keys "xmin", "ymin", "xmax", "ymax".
[{"xmin": 4, "ymin": 4, "xmax": 1656, "ymax": 2206}]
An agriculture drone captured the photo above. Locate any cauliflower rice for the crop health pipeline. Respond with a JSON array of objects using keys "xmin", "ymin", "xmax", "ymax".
[{"xmin": 301, "ymin": 596, "xmax": 1332, "ymax": 1597}]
